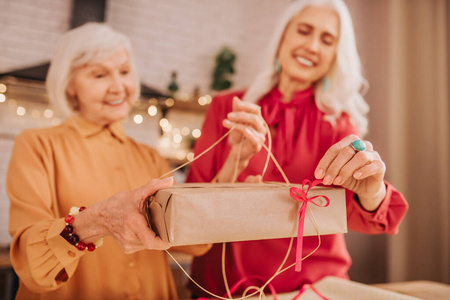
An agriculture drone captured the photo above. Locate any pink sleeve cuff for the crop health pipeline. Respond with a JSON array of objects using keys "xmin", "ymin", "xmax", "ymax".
[{"xmin": 347, "ymin": 182, "xmax": 408, "ymax": 235}]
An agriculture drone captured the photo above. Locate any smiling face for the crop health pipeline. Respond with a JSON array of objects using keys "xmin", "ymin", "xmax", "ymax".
[
  {"xmin": 66, "ymin": 48, "xmax": 136, "ymax": 127},
  {"xmin": 277, "ymin": 5, "xmax": 340, "ymax": 92}
]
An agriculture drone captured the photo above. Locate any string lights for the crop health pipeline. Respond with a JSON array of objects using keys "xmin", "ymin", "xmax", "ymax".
[{"xmin": 0, "ymin": 79, "xmax": 212, "ymax": 163}]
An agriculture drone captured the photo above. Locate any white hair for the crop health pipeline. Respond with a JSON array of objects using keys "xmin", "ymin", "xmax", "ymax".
[
  {"xmin": 45, "ymin": 22, "xmax": 140, "ymax": 118},
  {"xmin": 242, "ymin": 0, "xmax": 369, "ymax": 136}
]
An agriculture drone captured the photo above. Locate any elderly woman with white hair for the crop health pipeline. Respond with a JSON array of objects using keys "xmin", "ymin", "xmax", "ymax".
[
  {"xmin": 187, "ymin": 0, "xmax": 408, "ymax": 297},
  {"xmin": 7, "ymin": 22, "xmax": 210, "ymax": 300}
]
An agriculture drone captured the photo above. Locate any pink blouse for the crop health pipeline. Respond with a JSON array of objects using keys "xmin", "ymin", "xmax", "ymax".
[{"xmin": 186, "ymin": 87, "xmax": 408, "ymax": 297}]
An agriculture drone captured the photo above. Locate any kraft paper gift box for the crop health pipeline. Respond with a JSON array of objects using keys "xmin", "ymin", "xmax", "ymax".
[{"xmin": 143, "ymin": 182, "xmax": 347, "ymax": 246}]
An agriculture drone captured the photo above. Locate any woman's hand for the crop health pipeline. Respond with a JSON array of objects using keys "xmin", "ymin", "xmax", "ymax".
[
  {"xmin": 216, "ymin": 97, "xmax": 266, "ymax": 182},
  {"xmin": 73, "ymin": 177, "xmax": 173, "ymax": 253},
  {"xmin": 224, "ymin": 96, "xmax": 266, "ymax": 161},
  {"xmin": 314, "ymin": 135, "xmax": 386, "ymax": 211}
]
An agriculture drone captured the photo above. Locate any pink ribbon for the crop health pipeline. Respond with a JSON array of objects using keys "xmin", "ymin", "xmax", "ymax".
[
  {"xmin": 289, "ymin": 179, "xmax": 330, "ymax": 272},
  {"xmin": 291, "ymin": 283, "xmax": 330, "ymax": 300}
]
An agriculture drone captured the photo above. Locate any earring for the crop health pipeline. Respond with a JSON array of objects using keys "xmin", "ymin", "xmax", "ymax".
[
  {"xmin": 274, "ymin": 58, "xmax": 281, "ymax": 73},
  {"xmin": 322, "ymin": 77, "xmax": 330, "ymax": 92}
]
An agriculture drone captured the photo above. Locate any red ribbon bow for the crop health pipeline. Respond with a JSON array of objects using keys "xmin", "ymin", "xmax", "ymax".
[{"xmin": 289, "ymin": 179, "xmax": 330, "ymax": 272}]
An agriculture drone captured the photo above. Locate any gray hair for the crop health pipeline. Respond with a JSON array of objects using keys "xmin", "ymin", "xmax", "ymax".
[
  {"xmin": 45, "ymin": 22, "xmax": 140, "ymax": 118},
  {"xmin": 242, "ymin": 0, "xmax": 369, "ymax": 136}
]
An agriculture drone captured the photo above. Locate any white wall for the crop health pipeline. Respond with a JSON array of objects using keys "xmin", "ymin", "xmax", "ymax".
[
  {"xmin": 106, "ymin": 0, "xmax": 291, "ymax": 96},
  {"xmin": 0, "ymin": 0, "xmax": 72, "ymax": 72},
  {"xmin": 1, "ymin": 0, "xmax": 291, "ymax": 95}
]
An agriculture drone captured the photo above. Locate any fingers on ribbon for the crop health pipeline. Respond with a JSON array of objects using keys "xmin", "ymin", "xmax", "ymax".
[
  {"xmin": 243, "ymin": 127, "xmax": 266, "ymax": 146},
  {"xmin": 223, "ymin": 118, "xmax": 234, "ymax": 129},
  {"xmin": 315, "ymin": 141, "xmax": 351, "ymax": 180},
  {"xmin": 321, "ymin": 146, "xmax": 356, "ymax": 185},
  {"xmin": 315, "ymin": 135, "xmax": 370, "ymax": 185},
  {"xmin": 353, "ymin": 154, "xmax": 385, "ymax": 180},
  {"xmin": 228, "ymin": 123, "xmax": 265, "ymax": 146},
  {"xmin": 332, "ymin": 151, "xmax": 372, "ymax": 184},
  {"xmin": 232, "ymin": 96, "xmax": 262, "ymax": 115},
  {"xmin": 227, "ymin": 131, "xmax": 243, "ymax": 145},
  {"xmin": 227, "ymin": 111, "xmax": 266, "ymax": 135},
  {"xmin": 232, "ymin": 96, "xmax": 242, "ymax": 111}
]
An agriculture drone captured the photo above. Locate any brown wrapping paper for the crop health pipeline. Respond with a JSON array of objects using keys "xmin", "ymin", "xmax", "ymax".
[{"xmin": 143, "ymin": 182, "xmax": 347, "ymax": 246}]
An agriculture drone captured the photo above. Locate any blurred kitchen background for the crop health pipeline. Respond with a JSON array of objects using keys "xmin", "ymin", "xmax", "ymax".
[{"xmin": 0, "ymin": 0, "xmax": 449, "ymax": 299}]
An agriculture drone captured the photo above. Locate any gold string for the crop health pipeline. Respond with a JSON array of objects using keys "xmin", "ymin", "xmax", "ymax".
[
  {"xmin": 166, "ymin": 249, "xmax": 261, "ymax": 300},
  {"xmin": 260, "ymin": 122, "xmax": 290, "ymax": 185},
  {"xmin": 222, "ymin": 242, "xmax": 232, "ymax": 299},
  {"xmin": 157, "ymin": 124, "xmax": 237, "ymax": 180},
  {"xmin": 260, "ymin": 122, "xmax": 272, "ymax": 179},
  {"xmin": 157, "ymin": 117, "xmax": 323, "ymax": 299},
  {"xmin": 232, "ymin": 138, "xmax": 245, "ymax": 183}
]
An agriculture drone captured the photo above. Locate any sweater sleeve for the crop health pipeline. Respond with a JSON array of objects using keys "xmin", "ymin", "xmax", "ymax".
[{"xmin": 7, "ymin": 130, "xmax": 85, "ymax": 293}]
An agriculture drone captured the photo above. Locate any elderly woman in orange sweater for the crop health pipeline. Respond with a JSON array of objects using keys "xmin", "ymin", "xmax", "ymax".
[{"xmin": 7, "ymin": 22, "xmax": 209, "ymax": 300}]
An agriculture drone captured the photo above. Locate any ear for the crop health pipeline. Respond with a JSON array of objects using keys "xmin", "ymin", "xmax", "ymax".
[{"xmin": 66, "ymin": 80, "xmax": 76, "ymax": 98}]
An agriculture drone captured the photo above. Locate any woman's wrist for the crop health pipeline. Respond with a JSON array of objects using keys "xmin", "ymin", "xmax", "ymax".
[
  {"xmin": 61, "ymin": 206, "xmax": 104, "ymax": 251},
  {"xmin": 70, "ymin": 204, "xmax": 106, "ymax": 243},
  {"xmin": 216, "ymin": 153, "xmax": 249, "ymax": 183},
  {"xmin": 357, "ymin": 183, "xmax": 387, "ymax": 212},
  {"xmin": 229, "ymin": 146, "xmax": 251, "ymax": 165}
]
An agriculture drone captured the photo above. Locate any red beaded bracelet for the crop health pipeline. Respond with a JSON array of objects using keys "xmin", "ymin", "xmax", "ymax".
[{"xmin": 61, "ymin": 206, "xmax": 103, "ymax": 252}]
